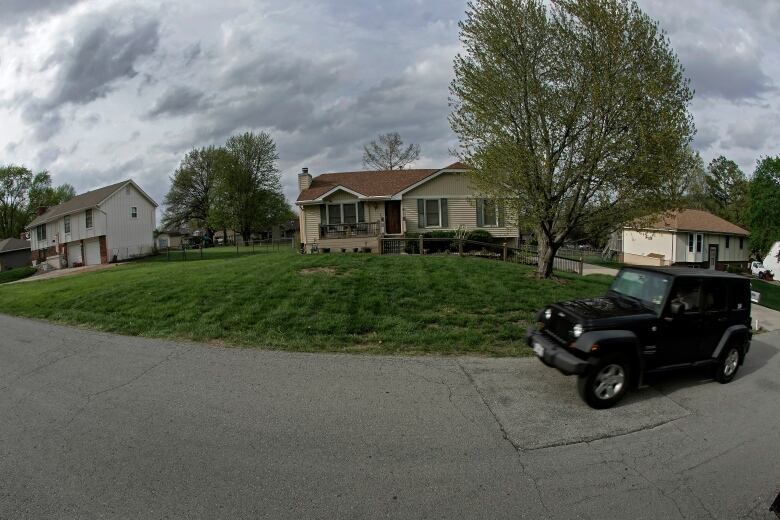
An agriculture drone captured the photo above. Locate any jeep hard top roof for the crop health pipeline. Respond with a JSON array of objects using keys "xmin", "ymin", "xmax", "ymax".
[{"xmin": 619, "ymin": 266, "xmax": 748, "ymax": 280}]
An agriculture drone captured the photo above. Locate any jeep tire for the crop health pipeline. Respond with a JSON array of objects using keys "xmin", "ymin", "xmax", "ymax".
[
  {"xmin": 577, "ymin": 355, "xmax": 630, "ymax": 409},
  {"xmin": 715, "ymin": 346, "xmax": 741, "ymax": 384}
]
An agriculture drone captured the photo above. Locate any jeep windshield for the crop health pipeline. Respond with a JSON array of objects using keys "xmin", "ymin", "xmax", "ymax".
[{"xmin": 608, "ymin": 269, "xmax": 671, "ymax": 313}]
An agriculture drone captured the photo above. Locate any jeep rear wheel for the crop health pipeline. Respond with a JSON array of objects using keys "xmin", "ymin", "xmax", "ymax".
[
  {"xmin": 715, "ymin": 346, "xmax": 741, "ymax": 383},
  {"xmin": 577, "ymin": 356, "xmax": 630, "ymax": 409}
]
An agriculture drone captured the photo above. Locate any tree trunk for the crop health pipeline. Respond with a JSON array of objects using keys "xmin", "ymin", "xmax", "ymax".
[
  {"xmin": 536, "ymin": 234, "xmax": 560, "ymax": 279},
  {"xmin": 222, "ymin": 227, "xmax": 227, "ymax": 247},
  {"xmin": 242, "ymin": 228, "xmax": 251, "ymax": 244}
]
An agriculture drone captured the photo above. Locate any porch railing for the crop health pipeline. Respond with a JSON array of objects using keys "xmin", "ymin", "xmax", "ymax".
[{"xmin": 320, "ymin": 221, "xmax": 380, "ymax": 239}]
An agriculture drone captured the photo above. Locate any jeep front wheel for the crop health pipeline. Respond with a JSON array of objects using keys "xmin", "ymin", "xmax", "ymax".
[
  {"xmin": 577, "ymin": 357, "xmax": 630, "ymax": 409},
  {"xmin": 715, "ymin": 346, "xmax": 741, "ymax": 383}
]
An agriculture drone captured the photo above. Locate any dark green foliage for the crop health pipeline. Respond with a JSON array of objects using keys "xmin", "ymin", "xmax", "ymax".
[
  {"xmin": 0, "ymin": 266, "xmax": 36, "ymax": 284},
  {"xmin": 704, "ymin": 156, "xmax": 748, "ymax": 226},
  {"xmin": 0, "ymin": 250, "xmax": 612, "ymax": 356},
  {"xmin": 746, "ymin": 156, "xmax": 780, "ymax": 256}
]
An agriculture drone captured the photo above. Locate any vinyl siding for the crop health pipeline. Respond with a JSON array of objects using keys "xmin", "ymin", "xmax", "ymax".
[
  {"xmin": 103, "ymin": 184, "xmax": 156, "ymax": 260},
  {"xmin": 676, "ymin": 232, "xmax": 749, "ymax": 263},
  {"xmin": 29, "ymin": 208, "xmax": 107, "ymax": 251},
  {"xmin": 622, "ymin": 230, "xmax": 675, "ymax": 260},
  {"xmin": 401, "ymin": 171, "xmax": 518, "ymax": 237}
]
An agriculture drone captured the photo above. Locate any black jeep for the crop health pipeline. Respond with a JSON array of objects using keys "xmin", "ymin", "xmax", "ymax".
[{"xmin": 526, "ymin": 267, "xmax": 752, "ymax": 409}]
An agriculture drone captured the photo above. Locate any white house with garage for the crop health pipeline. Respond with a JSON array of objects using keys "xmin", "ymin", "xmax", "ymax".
[{"xmin": 26, "ymin": 179, "xmax": 158, "ymax": 268}]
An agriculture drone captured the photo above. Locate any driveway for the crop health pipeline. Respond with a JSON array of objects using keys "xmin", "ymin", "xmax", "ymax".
[
  {"xmin": 1, "ymin": 315, "xmax": 778, "ymax": 519},
  {"xmin": 8, "ymin": 263, "xmax": 120, "ymax": 284}
]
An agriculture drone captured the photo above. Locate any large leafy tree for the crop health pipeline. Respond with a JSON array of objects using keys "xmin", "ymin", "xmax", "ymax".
[
  {"xmin": 746, "ymin": 156, "xmax": 780, "ymax": 257},
  {"xmin": 27, "ymin": 171, "xmax": 75, "ymax": 219},
  {"xmin": 449, "ymin": 0, "xmax": 695, "ymax": 277},
  {"xmin": 162, "ymin": 146, "xmax": 221, "ymax": 236},
  {"xmin": 214, "ymin": 131, "xmax": 284, "ymax": 242},
  {"xmin": 362, "ymin": 132, "xmax": 421, "ymax": 170},
  {"xmin": 704, "ymin": 156, "xmax": 748, "ymax": 226},
  {"xmin": 0, "ymin": 165, "xmax": 33, "ymax": 239}
]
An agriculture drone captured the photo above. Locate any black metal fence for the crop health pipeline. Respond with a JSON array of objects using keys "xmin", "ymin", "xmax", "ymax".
[
  {"xmin": 379, "ymin": 237, "xmax": 584, "ymax": 274},
  {"xmin": 162, "ymin": 238, "xmax": 295, "ymax": 261}
]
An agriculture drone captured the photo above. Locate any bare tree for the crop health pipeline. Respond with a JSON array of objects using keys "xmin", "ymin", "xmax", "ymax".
[{"xmin": 362, "ymin": 132, "xmax": 421, "ymax": 170}]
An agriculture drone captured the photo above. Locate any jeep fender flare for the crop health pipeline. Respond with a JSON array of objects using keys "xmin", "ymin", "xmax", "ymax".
[
  {"xmin": 712, "ymin": 325, "xmax": 751, "ymax": 361},
  {"xmin": 574, "ymin": 330, "xmax": 644, "ymax": 387}
]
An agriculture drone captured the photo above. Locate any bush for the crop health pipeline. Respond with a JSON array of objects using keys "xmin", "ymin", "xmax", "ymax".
[{"xmin": 0, "ymin": 266, "xmax": 37, "ymax": 284}]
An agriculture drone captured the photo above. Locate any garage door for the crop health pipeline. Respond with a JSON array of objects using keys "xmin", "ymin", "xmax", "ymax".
[
  {"xmin": 67, "ymin": 242, "xmax": 83, "ymax": 267},
  {"xmin": 84, "ymin": 239, "xmax": 101, "ymax": 265}
]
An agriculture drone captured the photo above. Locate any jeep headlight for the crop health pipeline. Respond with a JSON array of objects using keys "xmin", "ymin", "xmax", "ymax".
[
  {"xmin": 544, "ymin": 308, "xmax": 552, "ymax": 320},
  {"xmin": 573, "ymin": 324, "xmax": 584, "ymax": 338}
]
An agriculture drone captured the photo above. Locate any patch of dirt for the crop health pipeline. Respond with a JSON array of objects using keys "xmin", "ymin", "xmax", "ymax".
[{"xmin": 299, "ymin": 267, "xmax": 337, "ymax": 276}]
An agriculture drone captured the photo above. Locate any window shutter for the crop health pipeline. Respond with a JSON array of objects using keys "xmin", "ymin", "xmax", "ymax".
[
  {"xmin": 440, "ymin": 199, "xmax": 448, "ymax": 228},
  {"xmin": 476, "ymin": 199, "xmax": 484, "ymax": 227},
  {"xmin": 320, "ymin": 205, "xmax": 326, "ymax": 223},
  {"xmin": 417, "ymin": 199, "xmax": 425, "ymax": 228},
  {"xmin": 498, "ymin": 204, "xmax": 505, "ymax": 227},
  {"xmin": 357, "ymin": 202, "xmax": 365, "ymax": 223}
]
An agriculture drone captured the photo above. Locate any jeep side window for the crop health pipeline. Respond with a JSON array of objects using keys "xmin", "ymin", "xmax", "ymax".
[
  {"xmin": 728, "ymin": 280, "xmax": 749, "ymax": 311},
  {"xmin": 668, "ymin": 278, "xmax": 701, "ymax": 313},
  {"xmin": 702, "ymin": 280, "xmax": 727, "ymax": 312}
]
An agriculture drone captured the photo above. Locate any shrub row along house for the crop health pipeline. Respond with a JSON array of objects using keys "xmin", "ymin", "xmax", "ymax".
[
  {"xmin": 27, "ymin": 180, "xmax": 157, "ymax": 268},
  {"xmin": 296, "ymin": 163, "xmax": 520, "ymax": 253},
  {"xmin": 610, "ymin": 209, "xmax": 750, "ymax": 269}
]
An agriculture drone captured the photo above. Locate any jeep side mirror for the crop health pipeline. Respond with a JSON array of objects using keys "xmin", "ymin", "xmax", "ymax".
[{"xmin": 670, "ymin": 302, "xmax": 684, "ymax": 315}]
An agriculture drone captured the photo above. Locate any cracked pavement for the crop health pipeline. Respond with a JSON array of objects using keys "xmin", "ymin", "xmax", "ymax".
[{"xmin": 0, "ymin": 314, "xmax": 778, "ymax": 519}]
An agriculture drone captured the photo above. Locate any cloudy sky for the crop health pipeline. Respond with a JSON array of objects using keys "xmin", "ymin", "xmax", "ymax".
[{"xmin": 1, "ymin": 0, "xmax": 778, "ymax": 209}]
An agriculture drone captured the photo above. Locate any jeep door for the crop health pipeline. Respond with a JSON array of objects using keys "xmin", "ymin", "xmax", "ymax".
[
  {"xmin": 657, "ymin": 276, "xmax": 703, "ymax": 367},
  {"xmin": 699, "ymin": 279, "xmax": 729, "ymax": 359}
]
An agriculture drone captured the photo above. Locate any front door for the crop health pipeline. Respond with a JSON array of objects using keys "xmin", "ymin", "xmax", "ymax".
[
  {"xmin": 385, "ymin": 201, "xmax": 401, "ymax": 234},
  {"xmin": 708, "ymin": 244, "xmax": 718, "ymax": 269}
]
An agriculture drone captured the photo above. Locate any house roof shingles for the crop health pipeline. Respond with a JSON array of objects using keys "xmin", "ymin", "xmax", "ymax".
[
  {"xmin": 639, "ymin": 209, "xmax": 749, "ymax": 236},
  {"xmin": 0, "ymin": 237, "xmax": 30, "ymax": 253},
  {"xmin": 27, "ymin": 180, "xmax": 129, "ymax": 228},
  {"xmin": 297, "ymin": 168, "xmax": 441, "ymax": 202}
]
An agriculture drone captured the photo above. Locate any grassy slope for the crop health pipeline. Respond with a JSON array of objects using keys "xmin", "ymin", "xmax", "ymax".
[
  {"xmin": 750, "ymin": 279, "xmax": 780, "ymax": 312},
  {"xmin": 0, "ymin": 266, "xmax": 37, "ymax": 284},
  {"xmin": 0, "ymin": 249, "xmax": 612, "ymax": 356}
]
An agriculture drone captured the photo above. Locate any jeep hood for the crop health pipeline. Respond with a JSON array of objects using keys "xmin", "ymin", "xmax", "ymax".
[{"xmin": 554, "ymin": 296, "xmax": 645, "ymax": 321}]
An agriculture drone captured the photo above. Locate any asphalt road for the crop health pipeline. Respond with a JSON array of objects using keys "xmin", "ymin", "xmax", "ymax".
[{"xmin": 1, "ymin": 314, "xmax": 779, "ymax": 519}]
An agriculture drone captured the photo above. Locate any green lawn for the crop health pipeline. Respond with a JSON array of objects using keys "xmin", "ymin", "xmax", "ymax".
[
  {"xmin": 750, "ymin": 279, "xmax": 780, "ymax": 312},
  {"xmin": 0, "ymin": 249, "xmax": 612, "ymax": 356},
  {"xmin": 0, "ymin": 266, "xmax": 37, "ymax": 285}
]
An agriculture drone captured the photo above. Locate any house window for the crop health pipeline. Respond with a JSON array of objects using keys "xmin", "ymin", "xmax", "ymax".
[
  {"xmin": 688, "ymin": 233, "xmax": 694, "ymax": 253},
  {"xmin": 725, "ymin": 236, "xmax": 730, "ymax": 249},
  {"xmin": 425, "ymin": 199, "xmax": 440, "ymax": 227},
  {"xmin": 478, "ymin": 199, "xmax": 499, "ymax": 227},
  {"xmin": 324, "ymin": 203, "xmax": 364, "ymax": 225},
  {"xmin": 131, "ymin": 207, "xmax": 137, "ymax": 218},
  {"xmin": 740, "ymin": 237, "xmax": 744, "ymax": 249},
  {"xmin": 36, "ymin": 224, "xmax": 46, "ymax": 241},
  {"xmin": 696, "ymin": 233, "xmax": 703, "ymax": 253},
  {"xmin": 64, "ymin": 215, "xmax": 70, "ymax": 234},
  {"xmin": 85, "ymin": 209, "xmax": 93, "ymax": 228},
  {"xmin": 416, "ymin": 199, "xmax": 448, "ymax": 229}
]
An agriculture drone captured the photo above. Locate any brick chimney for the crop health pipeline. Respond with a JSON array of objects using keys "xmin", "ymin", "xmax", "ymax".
[
  {"xmin": 36, "ymin": 206, "xmax": 48, "ymax": 216},
  {"xmin": 298, "ymin": 167, "xmax": 312, "ymax": 193}
]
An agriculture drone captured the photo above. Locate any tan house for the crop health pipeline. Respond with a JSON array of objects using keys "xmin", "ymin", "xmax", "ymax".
[
  {"xmin": 296, "ymin": 163, "xmax": 520, "ymax": 253},
  {"xmin": 612, "ymin": 209, "xmax": 750, "ymax": 269}
]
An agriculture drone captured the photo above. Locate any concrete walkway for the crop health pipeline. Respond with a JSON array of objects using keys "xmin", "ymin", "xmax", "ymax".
[
  {"xmin": 581, "ymin": 262, "xmax": 619, "ymax": 276},
  {"xmin": 9, "ymin": 263, "xmax": 121, "ymax": 284}
]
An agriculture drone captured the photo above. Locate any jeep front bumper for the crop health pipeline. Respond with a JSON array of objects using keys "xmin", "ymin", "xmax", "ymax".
[{"xmin": 526, "ymin": 329, "xmax": 590, "ymax": 376}]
